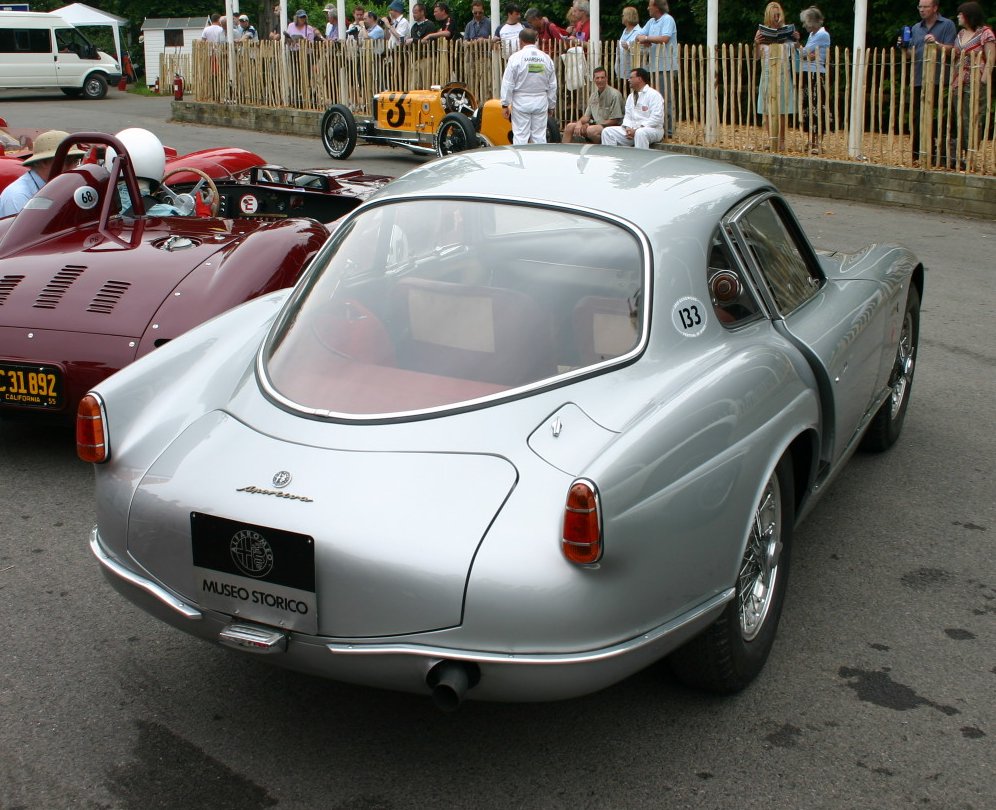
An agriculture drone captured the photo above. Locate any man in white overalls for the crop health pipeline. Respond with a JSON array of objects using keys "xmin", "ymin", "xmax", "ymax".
[{"xmin": 500, "ymin": 28, "xmax": 557, "ymax": 144}]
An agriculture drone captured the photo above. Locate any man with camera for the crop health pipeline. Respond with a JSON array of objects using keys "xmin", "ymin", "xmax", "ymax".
[{"xmin": 383, "ymin": 0, "xmax": 411, "ymax": 49}]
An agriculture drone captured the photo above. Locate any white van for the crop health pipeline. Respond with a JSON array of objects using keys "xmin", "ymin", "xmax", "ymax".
[{"xmin": 0, "ymin": 11, "xmax": 121, "ymax": 99}]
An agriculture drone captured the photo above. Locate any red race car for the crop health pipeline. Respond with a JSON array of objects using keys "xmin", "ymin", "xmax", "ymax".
[
  {"xmin": 1, "ymin": 121, "xmax": 266, "ymax": 194},
  {"xmin": 0, "ymin": 129, "xmax": 390, "ymax": 419}
]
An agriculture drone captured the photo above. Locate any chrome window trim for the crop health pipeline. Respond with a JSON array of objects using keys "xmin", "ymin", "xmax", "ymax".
[
  {"xmin": 709, "ymin": 225, "xmax": 770, "ymax": 327},
  {"xmin": 256, "ymin": 193, "xmax": 653, "ymax": 423},
  {"xmin": 726, "ymin": 191, "xmax": 826, "ymax": 319}
]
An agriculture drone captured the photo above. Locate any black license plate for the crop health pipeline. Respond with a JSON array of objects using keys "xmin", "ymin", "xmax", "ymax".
[
  {"xmin": 0, "ymin": 361, "xmax": 64, "ymax": 410},
  {"xmin": 191, "ymin": 513, "xmax": 317, "ymax": 633}
]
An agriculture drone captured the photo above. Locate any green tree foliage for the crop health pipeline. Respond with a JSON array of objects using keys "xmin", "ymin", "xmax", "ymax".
[
  {"xmin": 684, "ymin": 0, "xmax": 930, "ymax": 49},
  {"xmin": 31, "ymin": 0, "xmax": 978, "ymax": 51}
]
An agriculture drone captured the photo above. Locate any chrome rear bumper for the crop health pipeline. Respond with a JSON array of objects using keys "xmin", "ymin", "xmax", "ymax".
[{"xmin": 90, "ymin": 526, "xmax": 732, "ymax": 701}]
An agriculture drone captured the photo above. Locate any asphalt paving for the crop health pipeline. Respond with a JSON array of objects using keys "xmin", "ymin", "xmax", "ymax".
[{"xmin": 1, "ymin": 88, "xmax": 993, "ymax": 810}]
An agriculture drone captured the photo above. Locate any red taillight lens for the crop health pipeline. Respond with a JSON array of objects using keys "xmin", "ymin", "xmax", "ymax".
[
  {"xmin": 76, "ymin": 394, "xmax": 108, "ymax": 463},
  {"xmin": 562, "ymin": 480, "xmax": 602, "ymax": 564}
]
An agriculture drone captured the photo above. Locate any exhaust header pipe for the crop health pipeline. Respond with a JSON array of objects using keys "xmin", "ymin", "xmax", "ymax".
[{"xmin": 426, "ymin": 660, "xmax": 480, "ymax": 712}]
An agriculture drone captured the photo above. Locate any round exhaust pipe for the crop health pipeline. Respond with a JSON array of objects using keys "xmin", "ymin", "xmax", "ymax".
[{"xmin": 426, "ymin": 660, "xmax": 480, "ymax": 712}]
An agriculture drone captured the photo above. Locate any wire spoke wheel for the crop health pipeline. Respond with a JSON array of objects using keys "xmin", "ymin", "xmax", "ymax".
[
  {"xmin": 669, "ymin": 456, "xmax": 793, "ymax": 693},
  {"xmin": 324, "ymin": 113, "xmax": 350, "ymax": 152},
  {"xmin": 738, "ymin": 477, "xmax": 782, "ymax": 641},
  {"xmin": 889, "ymin": 307, "xmax": 916, "ymax": 419},
  {"xmin": 861, "ymin": 285, "xmax": 920, "ymax": 452},
  {"xmin": 320, "ymin": 104, "xmax": 357, "ymax": 160}
]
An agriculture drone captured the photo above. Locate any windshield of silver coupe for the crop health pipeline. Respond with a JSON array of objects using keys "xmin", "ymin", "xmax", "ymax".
[{"xmin": 264, "ymin": 200, "xmax": 646, "ymax": 416}]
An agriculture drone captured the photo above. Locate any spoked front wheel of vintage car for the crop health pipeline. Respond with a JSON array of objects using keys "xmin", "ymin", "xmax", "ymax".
[
  {"xmin": 669, "ymin": 456, "xmax": 794, "ymax": 693},
  {"xmin": 436, "ymin": 113, "xmax": 478, "ymax": 157},
  {"xmin": 321, "ymin": 104, "xmax": 358, "ymax": 160},
  {"xmin": 861, "ymin": 285, "xmax": 920, "ymax": 452}
]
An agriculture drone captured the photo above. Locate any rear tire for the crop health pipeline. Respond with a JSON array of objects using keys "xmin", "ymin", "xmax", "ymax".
[
  {"xmin": 82, "ymin": 73, "xmax": 108, "ymax": 100},
  {"xmin": 861, "ymin": 285, "xmax": 920, "ymax": 452},
  {"xmin": 436, "ymin": 113, "xmax": 477, "ymax": 157},
  {"xmin": 669, "ymin": 455, "xmax": 794, "ymax": 693},
  {"xmin": 320, "ymin": 104, "xmax": 357, "ymax": 160}
]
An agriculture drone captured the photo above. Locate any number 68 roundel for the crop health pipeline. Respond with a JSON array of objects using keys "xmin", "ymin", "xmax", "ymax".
[{"xmin": 74, "ymin": 185, "xmax": 100, "ymax": 210}]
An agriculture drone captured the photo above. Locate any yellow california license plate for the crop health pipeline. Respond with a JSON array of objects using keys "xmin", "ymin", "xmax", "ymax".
[{"xmin": 0, "ymin": 361, "xmax": 64, "ymax": 409}]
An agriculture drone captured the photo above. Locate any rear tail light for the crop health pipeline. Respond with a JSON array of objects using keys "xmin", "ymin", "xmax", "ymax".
[
  {"xmin": 77, "ymin": 393, "xmax": 109, "ymax": 463},
  {"xmin": 562, "ymin": 479, "xmax": 602, "ymax": 564}
]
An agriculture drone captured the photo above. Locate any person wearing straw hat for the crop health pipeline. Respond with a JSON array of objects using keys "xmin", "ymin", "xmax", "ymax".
[{"xmin": 0, "ymin": 131, "xmax": 84, "ymax": 218}]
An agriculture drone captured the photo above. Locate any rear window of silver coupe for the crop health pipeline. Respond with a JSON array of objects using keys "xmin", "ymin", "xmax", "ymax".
[{"xmin": 262, "ymin": 199, "xmax": 647, "ymax": 418}]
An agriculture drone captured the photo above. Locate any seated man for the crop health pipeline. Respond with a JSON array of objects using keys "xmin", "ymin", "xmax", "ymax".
[
  {"xmin": 601, "ymin": 67, "xmax": 665, "ymax": 150},
  {"xmin": 563, "ymin": 66, "xmax": 624, "ymax": 144},
  {"xmin": 0, "ymin": 130, "xmax": 84, "ymax": 217}
]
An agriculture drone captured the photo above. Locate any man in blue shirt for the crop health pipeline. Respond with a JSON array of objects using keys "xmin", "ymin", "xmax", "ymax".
[
  {"xmin": 900, "ymin": 1, "xmax": 957, "ymax": 165},
  {"xmin": 0, "ymin": 130, "xmax": 84, "ymax": 218},
  {"xmin": 464, "ymin": 1, "xmax": 491, "ymax": 40},
  {"xmin": 636, "ymin": 0, "xmax": 678, "ymax": 138}
]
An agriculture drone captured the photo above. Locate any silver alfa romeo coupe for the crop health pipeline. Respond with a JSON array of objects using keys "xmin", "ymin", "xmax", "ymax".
[{"xmin": 82, "ymin": 146, "xmax": 922, "ymax": 709}]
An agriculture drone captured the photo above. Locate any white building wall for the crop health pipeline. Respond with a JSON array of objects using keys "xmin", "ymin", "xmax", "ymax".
[{"xmin": 142, "ymin": 26, "xmax": 201, "ymax": 88}]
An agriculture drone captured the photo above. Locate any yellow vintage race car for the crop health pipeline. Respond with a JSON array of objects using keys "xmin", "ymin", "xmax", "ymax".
[{"xmin": 319, "ymin": 82, "xmax": 560, "ymax": 159}]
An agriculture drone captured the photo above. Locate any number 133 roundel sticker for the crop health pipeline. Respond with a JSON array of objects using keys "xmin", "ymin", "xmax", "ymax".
[{"xmin": 671, "ymin": 296, "xmax": 708, "ymax": 337}]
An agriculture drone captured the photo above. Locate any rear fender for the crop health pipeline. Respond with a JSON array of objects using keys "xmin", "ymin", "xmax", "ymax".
[
  {"xmin": 91, "ymin": 293, "xmax": 287, "ymax": 559},
  {"xmin": 480, "ymin": 100, "xmax": 513, "ymax": 146},
  {"xmin": 567, "ymin": 342, "xmax": 818, "ymax": 632}
]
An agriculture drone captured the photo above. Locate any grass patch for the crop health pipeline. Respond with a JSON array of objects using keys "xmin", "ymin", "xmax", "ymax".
[{"xmin": 126, "ymin": 83, "xmax": 162, "ymax": 97}]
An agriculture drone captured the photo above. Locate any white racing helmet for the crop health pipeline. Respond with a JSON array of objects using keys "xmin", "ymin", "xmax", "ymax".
[{"xmin": 105, "ymin": 127, "xmax": 166, "ymax": 183}]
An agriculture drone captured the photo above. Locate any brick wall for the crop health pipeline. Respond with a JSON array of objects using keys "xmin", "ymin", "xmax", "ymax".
[{"xmin": 172, "ymin": 101, "xmax": 321, "ymax": 136}]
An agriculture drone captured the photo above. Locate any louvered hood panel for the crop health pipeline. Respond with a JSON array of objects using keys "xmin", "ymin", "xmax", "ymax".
[{"xmin": 0, "ymin": 245, "xmax": 224, "ymax": 337}]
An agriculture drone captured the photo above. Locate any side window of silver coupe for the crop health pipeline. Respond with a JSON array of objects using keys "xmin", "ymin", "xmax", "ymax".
[
  {"xmin": 738, "ymin": 199, "xmax": 821, "ymax": 315},
  {"xmin": 707, "ymin": 232, "xmax": 763, "ymax": 327}
]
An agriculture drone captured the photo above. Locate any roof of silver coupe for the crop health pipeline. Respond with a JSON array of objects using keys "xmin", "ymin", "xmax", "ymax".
[{"xmin": 374, "ymin": 145, "xmax": 773, "ymax": 231}]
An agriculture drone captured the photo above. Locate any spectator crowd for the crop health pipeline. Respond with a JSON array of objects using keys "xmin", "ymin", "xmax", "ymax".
[{"xmin": 195, "ymin": 1, "xmax": 993, "ymax": 164}]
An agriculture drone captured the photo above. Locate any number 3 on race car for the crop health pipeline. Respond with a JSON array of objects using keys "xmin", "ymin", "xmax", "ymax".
[{"xmin": 384, "ymin": 93, "xmax": 408, "ymax": 128}]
